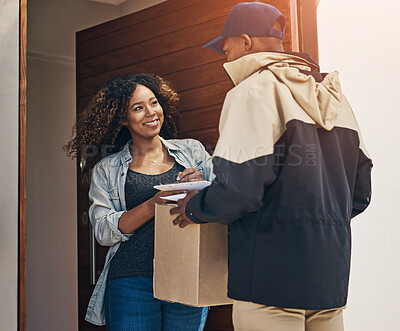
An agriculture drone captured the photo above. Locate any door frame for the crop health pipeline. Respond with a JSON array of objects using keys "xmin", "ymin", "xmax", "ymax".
[
  {"xmin": 298, "ymin": 0, "xmax": 319, "ymax": 63},
  {"xmin": 19, "ymin": 0, "xmax": 27, "ymax": 330}
]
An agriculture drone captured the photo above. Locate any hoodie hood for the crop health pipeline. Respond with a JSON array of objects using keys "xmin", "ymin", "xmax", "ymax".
[{"xmin": 223, "ymin": 52, "xmax": 343, "ymax": 130}]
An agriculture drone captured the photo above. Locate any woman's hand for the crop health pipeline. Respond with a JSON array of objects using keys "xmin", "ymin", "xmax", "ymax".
[
  {"xmin": 153, "ymin": 190, "xmax": 187, "ymax": 204},
  {"xmin": 176, "ymin": 168, "xmax": 203, "ymax": 182}
]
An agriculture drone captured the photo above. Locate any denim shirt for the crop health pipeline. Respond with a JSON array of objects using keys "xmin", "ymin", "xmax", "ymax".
[{"xmin": 85, "ymin": 137, "xmax": 214, "ymax": 326}]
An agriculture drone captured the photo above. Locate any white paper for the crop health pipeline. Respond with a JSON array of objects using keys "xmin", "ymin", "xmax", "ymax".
[
  {"xmin": 159, "ymin": 193, "xmax": 187, "ymax": 201},
  {"xmin": 153, "ymin": 180, "xmax": 212, "ymax": 192}
]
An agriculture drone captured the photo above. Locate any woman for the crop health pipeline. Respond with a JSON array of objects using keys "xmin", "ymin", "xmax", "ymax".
[{"xmin": 64, "ymin": 74, "xmax": 212, "ymax": 330}]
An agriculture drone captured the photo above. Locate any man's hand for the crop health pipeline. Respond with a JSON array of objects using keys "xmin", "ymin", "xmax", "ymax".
[{"xmin": 170, "ymin": 190, "xmax": 199, "ymax": 228}]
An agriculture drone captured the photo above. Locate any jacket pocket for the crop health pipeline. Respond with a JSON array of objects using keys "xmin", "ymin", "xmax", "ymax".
[{"xmin": 107, "ymin": 187, "xmax": 121, "ymax": 211}]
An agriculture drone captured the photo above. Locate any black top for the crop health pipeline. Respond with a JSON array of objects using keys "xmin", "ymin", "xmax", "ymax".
[{"xmin": 108, "ymin": 161, "xmax": 185, "ymax": 280}]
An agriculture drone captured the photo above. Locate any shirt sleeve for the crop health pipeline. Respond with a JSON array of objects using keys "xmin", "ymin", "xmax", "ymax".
[
  {"xmin": 88, "ymin": 162, "xmax": 130, "ymax": 246},
  {"xmin": 191, "ymin": 139, "xmax": 215, "ymax": 181}
]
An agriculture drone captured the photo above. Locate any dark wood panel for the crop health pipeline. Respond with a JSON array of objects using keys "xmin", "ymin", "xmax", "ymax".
[
  {"xmin": 78, "ymin": 259, "xmax": 105, "ymax": 284},
  {"xmin": 77, "ymin": 0, "xmax": 293, "ymax": 79},
  {"xmin": 77, "ymin": 58, "xmax": 226, "ymax": 100},
  {"xmin": 78, "ymin": 35, "xmax": 291, "ymax": 87},
  {"xmin": 77, "ymin": 0, "xmax": 291, "ymax": 62},
  {"xmin": 180, "ymin": 127, "xmax": 219, "ymax": 151},
  {"xmin": 179, "ymin": 80, "xmax": 232, "ymax": 112},
  {"xmin": 77, "ymin": 33, "xmax": 291, "ymax": 100},
  {"xmin": 78, "ymin": 225, "xmax": 90, "ymax": 246},
  {"xmin": 181, "ymin": 104, "xmax": 222, "ymax": 134},
  {"xmin": 77, "ymin": 79, "xmax": 232, "ymax": 116},
  {"xmin": 78, "ymin": 286, "xmax": 96, "ymax": 300},
  {"xmin": 78, "ymin": 257, "xmax": 91, "ymax": 281},
  {"xmin": 77, "ymin": 169, "xmax": 93, "ymax": 192},
  {"xmin": 78, "ymin": 190, "xmax": 90, "ymax": 212},
  {"xmin": 164, "ymin": 61, "xmax": 227, "ymax": 92},
  {"xmin": 76, "ymin": 0, "xmax": 197, "ymax": 44},
  {"xmin": 77, "ymin": 96, "xmax": 92, "ymax": 115},
  {"xmin": 78, "ymin": 7, "xmax": 225, "ymax": 62},
  {"xmin": 77, "ymin": 33, "xmax": 224, "ymax": 79},
  {"xmin": 78, "ymin": 211, "xmax": 90, "ymax": 232}
]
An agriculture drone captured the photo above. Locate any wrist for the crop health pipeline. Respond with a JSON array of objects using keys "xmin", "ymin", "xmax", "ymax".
[{"xmin": 148, "ymin": 196, "xmax": 157, "ymax": 213}]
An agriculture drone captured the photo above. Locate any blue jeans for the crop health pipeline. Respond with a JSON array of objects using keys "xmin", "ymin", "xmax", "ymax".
[{"xmin": 105, "ymin": 277, "xmax": 209, "ymax": 331}]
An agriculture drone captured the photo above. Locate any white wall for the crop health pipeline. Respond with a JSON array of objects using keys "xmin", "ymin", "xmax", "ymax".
[
  {"xmin": 0, "ymin": 0, "xmax": 19, "ymax": 329},
  {"xmin": 318, "ymin": 1, "xmax": 400, "ymax": 330},
  {"xmin": 27, "ymin": 1, "xmax": 120, "ymax": 330},
  {"xmin": 27, "ymin": 0, "xmax": 164, "ymax": 330}
]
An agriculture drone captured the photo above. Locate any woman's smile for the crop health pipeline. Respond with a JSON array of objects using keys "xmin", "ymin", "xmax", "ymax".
[{"xmin": 143, "ymin": 119, "xmax": 160, "ymax": 127}]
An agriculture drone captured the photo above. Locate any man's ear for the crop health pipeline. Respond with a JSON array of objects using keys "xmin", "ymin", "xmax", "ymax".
[{"xmin": 241, "ymin": 34, "xmax": 252, "ymax": 51}]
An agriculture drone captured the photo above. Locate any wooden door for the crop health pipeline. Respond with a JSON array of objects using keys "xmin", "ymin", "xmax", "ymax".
[{"xmin": 76, "ymin": 0, "xmax": 312, "ymax": 329}]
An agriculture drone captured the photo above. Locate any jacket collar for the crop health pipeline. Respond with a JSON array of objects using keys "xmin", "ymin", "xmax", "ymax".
[
  {"xmin": 223, "ymin": 51, "xmax": 319, "ymax": 86},
  {"xmin": 120, "ymin": 136, "xmax": 178, "ymax": 164}
]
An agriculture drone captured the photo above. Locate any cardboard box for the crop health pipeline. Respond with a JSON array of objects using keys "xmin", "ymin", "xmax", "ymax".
[{"xmin": 154, "ymin": 203, "xmax": 232, "ymax": 307}]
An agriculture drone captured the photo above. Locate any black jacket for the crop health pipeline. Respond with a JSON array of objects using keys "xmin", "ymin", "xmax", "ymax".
[{"xmin": 186, "ymin": 52, "xmax": 372, "ymax": 309}]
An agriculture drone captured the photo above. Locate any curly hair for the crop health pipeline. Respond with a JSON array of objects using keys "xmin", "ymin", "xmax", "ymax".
[{"xmin": 64, "ymin": 73, "xmax": 181, "ymax": 167}]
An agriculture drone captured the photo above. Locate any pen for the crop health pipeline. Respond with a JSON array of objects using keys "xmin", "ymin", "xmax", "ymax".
[
  {"xmin": 194, "ymin": 156, "xmax": 212, "ymax": 169},
  {"xmin": 193, "ymin": 160, "xmax": 203, "ymax": 169}
]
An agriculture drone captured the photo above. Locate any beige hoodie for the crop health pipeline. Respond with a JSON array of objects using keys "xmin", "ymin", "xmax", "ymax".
[{"xmin": 213, "ymin": 52, "xmax": 368, "ymax": 163}]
